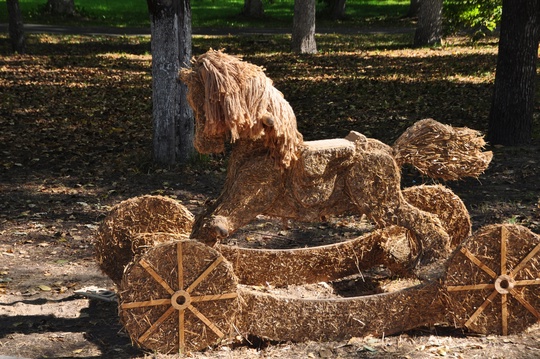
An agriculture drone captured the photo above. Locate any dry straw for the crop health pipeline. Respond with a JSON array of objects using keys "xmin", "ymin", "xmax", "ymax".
[
  {"xmin": 180, "ymin": 49, "xmax": 304, "ymax": 169},
  {"xmin": 119, "ymin": 239, "xmax": 240, "ymax": 354},
  {"xmin": 442, "ymin": 224, "xmax": 540, "ymax": 335},
  {"xmin": 393, "ymin": 118, "xmax": 493, "ymax": 181},
  {"xmin": 94, "ymin": 195, "xmax": 194, "ymax": 285}
]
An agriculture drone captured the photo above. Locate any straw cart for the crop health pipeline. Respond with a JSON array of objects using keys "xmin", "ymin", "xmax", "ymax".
[{"xmin": 93, "ymin": 50, "xmax": 540, "ymax": 354}]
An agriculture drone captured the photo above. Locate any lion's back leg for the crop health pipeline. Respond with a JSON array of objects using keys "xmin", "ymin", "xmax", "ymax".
[{"xmin": 345, "ymin": 147, "xmax": 451, "ymax": 271}]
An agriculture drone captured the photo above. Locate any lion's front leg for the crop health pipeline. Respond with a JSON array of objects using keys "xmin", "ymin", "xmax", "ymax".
[{"xmin": 190, "ymin": 154, "xmax": 282, "ymax": 246}]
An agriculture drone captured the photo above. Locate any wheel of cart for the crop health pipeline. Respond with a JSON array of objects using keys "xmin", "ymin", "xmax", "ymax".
[
  {"xmin": 118, "ymin": 239, "xmax": 240, "ymax": 354},
  {"xmin": 442, "ymin": 223, "xmax": 540, "ymax": 335}
]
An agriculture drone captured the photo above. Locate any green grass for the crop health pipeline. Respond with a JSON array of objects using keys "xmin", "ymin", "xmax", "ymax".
[{"xmin": 2, "ymin": 0, "xmax": 410, "ymax": 28}]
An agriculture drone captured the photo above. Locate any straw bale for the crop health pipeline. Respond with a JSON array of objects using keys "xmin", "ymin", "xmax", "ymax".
[
  {"xmin": 119, "ymin": 239, "xmax": 240, "ymax": 354},
  {"xmin": 393, "ymin": 119, "xmax": 493, "ymax": 181},
  {"xmin": 442, "ymin": 224, "xmax": 540, "ymax": 335},
  {"xmin": 402, "ymin": 184, "xmax": 471, "ymax": 247},
  {"xmin": 237, "ymin": 281, "xmax": 445, "ymax": 342},
  {"xmin": 94, "ymin": 195, "xmax": 194, "ymax": 285},
  {"xmin": 219, "ymin": 226, "xmax": 418, "ymax": 287}
]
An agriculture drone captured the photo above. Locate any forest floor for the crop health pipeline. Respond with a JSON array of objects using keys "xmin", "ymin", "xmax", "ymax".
[{"xmin": 1, "ymin": 32, "xmax": 540, "ymax": 358}]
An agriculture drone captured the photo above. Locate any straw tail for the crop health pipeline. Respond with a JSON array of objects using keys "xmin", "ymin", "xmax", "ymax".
[{"xmin": 392, "ymin": 119, "xmax": 493, "ymax": 181}]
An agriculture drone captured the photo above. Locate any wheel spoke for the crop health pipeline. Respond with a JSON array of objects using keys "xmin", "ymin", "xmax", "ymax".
[
  {"xmin": 509, "ymin": 288, "xmax": 540, "ymax": 320},
  {"xmin": 500, "ymin": 226, "xmax": 507, "ymax": 276},
  {"xmin": 179, "ymin": 310, "xmax": 185, "ymax": 354},
  {"xmin": 121, "ymin": 298, "xmax": 171, "ymax": 309},
  {"xmin": 501, "ymin": 293, "xmax": 508, "ymax": 335},
  {"xmin": 138, "ymin": 305, "xmax": 176, "ymax": 344},
  {"xmin": 191, "ymin": 292, "xmax": 238, "ymax": 302},
  {"xmin": 186, "ymin": 256, "xmax": 224, "ymax": 294},
  {"xmin": 188, "ymin": 304, "xmax": 225, "ymax": 338},
  {"xmin": 178, "ymin": 241, "xmax": 184, "ymax": 290},
  {"xmin": 510, "ymin": 242, "xmax": 540, "ymax": 277},
  {"xmin": 446, "ymin": 283, "xmax": 494, "ymax": 292},
  {"xmin": 464, "ymin": 289, "xmax": 498, "ymax": 329},
  {"xmin": 460, "ymin": 247, "xmax": 497, "ymax": 279},
  {"xmin": 139, "ymin": 259, "xmax": 175, "ymax": 295}
]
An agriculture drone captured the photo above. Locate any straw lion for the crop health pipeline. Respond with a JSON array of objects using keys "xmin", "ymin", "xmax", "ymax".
[{"xmin": 180, "ymin": 50, "xmax": 492, "ymax": 268}]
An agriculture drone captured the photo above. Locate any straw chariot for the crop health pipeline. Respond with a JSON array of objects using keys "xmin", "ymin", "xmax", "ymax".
[{"xmin": 94, "ymin": 50, "xmax": 540, "ymax": 354}]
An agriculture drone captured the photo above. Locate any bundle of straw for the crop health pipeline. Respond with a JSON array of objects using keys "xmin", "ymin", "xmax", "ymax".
[{"xmin": 393, "ymin": 119, "xmax": 493, "ymax": 181}]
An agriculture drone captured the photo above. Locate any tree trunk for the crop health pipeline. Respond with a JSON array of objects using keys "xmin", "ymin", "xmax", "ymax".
[
  {"xmin": 406, "ymin": 0, "xmax": 421, "ymax": 18},
  {"xmin": 45, "ymin": 0, "xmax": 76, "ymax": 15},
  {"xmin": 148, "ymin": 0, "xmax": 194, "ymax": 165},
  {"xmin": 413, "ymin": 0, "xmax": 442, "ymax": 47},
  {"xmin": 6, "ymin": 0, "xmax": 25, "ymax": 54},
  {"xmin": 331, "ymin": 0, "xmax": 346, "ymax": 20},
  {"xmin": 243, "ymin": 0, "xmax": 264, "ymax": 18},
  {"xmin": 177, "ymin": 0, "xmax": 195, "ymax": 162},
  {"xmin": 487, "ymin": 0, "xmax": 540, "ymax": 145},
  {"xmin": 291, "ymin": 0, "xmax": 317, "ymax": 54}
]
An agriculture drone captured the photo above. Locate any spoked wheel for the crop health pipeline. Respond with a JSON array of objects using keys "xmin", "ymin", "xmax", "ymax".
[
  {"xmin": 118, "ymin": 238, "xmax": 239, "ymax": 354},
  {"xmin": 443, "ymin": 224, "xmax": 540, "ymax": 335}
]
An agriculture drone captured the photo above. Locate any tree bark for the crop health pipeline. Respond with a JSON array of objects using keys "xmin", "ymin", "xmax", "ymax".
[
  {"xmin": 243, "ymin": 0, "xmax": 264, "ymax": 18},
  {"xmin": 177, "ymin": 0, "xmax": 195, "ymax": 162},
  {"xmin": 331, "ymin": 0, "xmax": 347, "ymax": 20},
  {"xmin": 6, "ymin": 0, "xmax": 25, "ymax": 54},
  {"xmin": 45, "ymin": 0, "xmax": 76, "ymax": 15},
  {"xmin": 487, "ymin": 0, "xmax": 540, "ymax": 145},
  {"xmin": 148, "ymin": 0, "xmax": 194, "ymax": 165},
  {"xmin": 291, "ymin": 0, "xmax": 317, "ymax": 54},
  {"xmin": 406, "ymin": 0, "xmax": 421, "ymax": 18},
  {"xmin": 413, "ymin": 0, "xmax": 442, "ymax": 47}
]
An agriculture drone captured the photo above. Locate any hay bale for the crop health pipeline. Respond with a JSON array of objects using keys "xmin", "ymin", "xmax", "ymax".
[
  {"xmin": 119, "ymin": 239, "xmax": 239, "ymax": 354},
  {"xmin": 442, "ymin": 224, "xmax": 540, "ymax": 335},
  {"xmin": 393, "ymin": 119, "xmax": 493, "ymax": 181},
  {"xmin": 94, "ymin": 195, "xmax": 195, "ymax": 285},
  {"xmin": 402, "ymin": 184, "xmax": 471, "ymax": 247}
]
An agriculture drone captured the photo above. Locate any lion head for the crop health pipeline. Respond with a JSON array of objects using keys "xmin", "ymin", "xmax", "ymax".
[{"xmin": 180, "ymin": 49, "xmax": 303, "ymax": 168}]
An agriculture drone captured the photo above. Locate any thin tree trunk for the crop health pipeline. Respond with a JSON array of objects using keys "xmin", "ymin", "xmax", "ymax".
[
  {"xmin": 45, "ymin": 0, "xmax": 76, "ymax": 15},
  {"xmin": 6, "ymin": 0, "xmax": 25, "ymax": 54},
  {"xmin": 413, "ymin": 0, "xmax": 442, "ymax": 47},
  {"xmin": 243, "ymin": 0, "xmax": 264, "ymax": 18},
  {"xmin": 487, "ymin": 0, "xmax": 540, "ymax": 145},
  {"xmin": 291, "ymin": 0, "xmax": 317, "ymax": 54},
  {"xmin": 331, "ymin": 0, "xmax": 346, "ymax": 20},
  {"xmin": 177, "ymin": 0, "xmax": 195, "ymax": 162},
  {"xmin": 148, "ymin": 0, "xmax": 181, "ymax": 165},
  {"xmin": 406, "ymin": 0, "xmax": 421, "ymax": 18}
]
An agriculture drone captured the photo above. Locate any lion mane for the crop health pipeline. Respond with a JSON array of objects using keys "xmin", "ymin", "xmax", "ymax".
[{"xmin": 180, "ymin": 49, "xmax": 304, "ymax": 168}]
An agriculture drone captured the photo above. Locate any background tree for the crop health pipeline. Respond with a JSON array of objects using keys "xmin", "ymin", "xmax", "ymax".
[
  {"xmin": 405, "ymin": 0, "xmax": 421, "ymax": 18},
  {"xmin": 147, "ymin": 0, "xmax": 194, "ymax": 165},
  {"xmin": 45, "ymin": 0, "xmax": 75, "ymax": 15},
  {"xmin": 291, "ymin": 0, "xmax": 317, "ymax": 53},
  {"xmin": 414, "ymin": 0, "xmax": 443, "ymax": 47},
  {"xmin": 487, "ymin": 0, "xmax": 540, "ymax": 145},
  {"xmin": 243, "ymin": 0, "xmax": 264, "ymax": 18},
  {"xmin": 6, "ymin": 0, "xmax": 25, "ymax": 53},
  {"xmin": 321, "ymin": 0, "xmax": 347, "ymax": 20}
]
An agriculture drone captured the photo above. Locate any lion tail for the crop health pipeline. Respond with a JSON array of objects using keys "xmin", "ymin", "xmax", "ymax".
[{"xmin": 392, "ymin": 119, "xmax": 493, "ymax": 181}]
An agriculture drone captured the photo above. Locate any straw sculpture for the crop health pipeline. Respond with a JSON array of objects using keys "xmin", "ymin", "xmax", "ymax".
[
  {"xmin": 94, "ymin": 195, "xmax": 194, "ymax": 285},
  {"xmin": 180, "ymin": 49, "xmax": 492, "ymax": 271}
]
